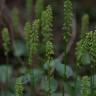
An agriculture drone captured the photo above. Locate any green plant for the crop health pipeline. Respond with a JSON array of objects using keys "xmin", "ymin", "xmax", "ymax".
[
  {"xmin": 63, "ymin": 0, "xmax": 73, "ymax": 95},
  {"xmin": 28, "ymin": 19, "xmax": 40, "ymax": 65},
  {"xmin": 2, "ymin": 1, "xmax": 96, "ymax": 96},
  {"xmin": 41, "ymin": 5, "xmax": 53, "ymax": 43},
  {"xmin": 41, "ymin": 5, "xmax": 54, "ymax": 95},
  {"xmin": 80, "ymin": 76, "xmax": 90, "ymax": 96},
  {"xmin": 24, "ymin": 19, "xmax": 40, "ymax": 95},
  {"xmin": 2, "ymin": 28, "xmax": 10, "ymax": 63},
  {"xmin": 63, "ymin": 0, "xmax": 73, "ymax": 44},
  {"xmin": 24, "ymin": 22, "xmax": 32, "ymax": 53},
  {"xmin": 76, "ymin": 31, "xmax": 96, "ymax": 66},
  {"xmin": 15, "ymin": 78, "xmax": 24, "ymax": 96},
  {"xmin": 76, "ymin": 30, "xmax": 96, "ymax": 96}
]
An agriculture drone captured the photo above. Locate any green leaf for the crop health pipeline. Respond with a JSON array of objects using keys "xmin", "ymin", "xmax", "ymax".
[
  {"xmin": 44, "ymin": 59, "xmax": 73, "ymax": 78},
  {"xmin": 63, "ymin": 77, "xmax": 81, "ymax": 96},
  {"xmin": 55, "ymin": 60, "xmax": 73, "ymax": 78},
  {"xmin": 32, "ymin": 68, "xmax": 44, "ymax": 85},
  {"xmin": 40, "ymin": 76, "xmax": 57, "ymax": 93},
  {"xmin": 64, "ymin": 82, "xmax": 75, "ymax": 96},
  {"xmin": 44, "ymin": 59, "xmax": 58, "ymax": 70},
  {"xmin": 81, "ymin": 53, "xmax": 91, "ymax": 65},
  {"xmin": 18, "ymin": 68, "xmax": 43, "ymax": 85},
  {"xmin": 13, "ymin": 40, "xmax": 26, "ymax": 57},
  {"xmin": 0, "ymin": 91, "xmax": 15, "ymax": 96},
  {"xmin": 0, "ymin": 65, "xmax": 12, "ymax": 83}
]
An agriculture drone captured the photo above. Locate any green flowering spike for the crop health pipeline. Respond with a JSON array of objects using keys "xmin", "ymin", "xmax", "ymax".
[
  {"xmin": 41, "ymin": 6, "xmax": 54, "ymax": 95},
  {"xmin": 29, "ymin": 19, "xmax": 40, "ymax": 53},
  {"xmin": 81, "ymin": 76, "xmax": 90, "ymax": 96},
  {"xmin": 2, "ymin": 28, "xmax": 10, "ymax": 56},
  {"xmin": 11, "ymin": 7, "xmax": 19, "ymax": 32},
  {"xmin": 24, "ymin": 22, "xmax": 32, "ymax": 52},
  {"xmin": 41, "ymin": 5, "xmax": 54, "ymax": 60},
  {"xmin": 41, "ymin": 5, "xmax": 53, "ymax": 43},
  {"xmin": 28, "ymin": 19, "xmax": 40, "ymax": 65},
  {"xmin": 26, "ymin": 0, "xmax": 33, "ymax": 19},
  {"xmin": 63, "ymin": 0, "xmax": 73, "ymax": 43},
  {"xmin": 15, "ymin": 78, "xmax": 24, "ymax": 96},
  {"xmin": 35, "ymin": 0, "xmax": 44, "ymax": 18},
  {"xmin": 81, "ymin": 14, "xmax": 89, "ymax": 38}
]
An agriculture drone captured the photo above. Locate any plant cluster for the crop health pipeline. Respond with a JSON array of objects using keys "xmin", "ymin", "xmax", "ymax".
[
  {"xmin": 1, "ymin": 0, "xmax": 96, "ymax": 96},
  {"xmin": 76, "ymin": 31, "xmax": 96, "ymax": 66},
  {"xmin": 76, "ymin": 14, "xmax": 96, "ymax": 96}
]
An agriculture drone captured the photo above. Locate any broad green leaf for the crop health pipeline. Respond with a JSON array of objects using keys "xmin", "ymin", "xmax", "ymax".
[
  {"xmin": 0, "ymin": 65, "xmax": 12, "ymax": 83},
  {"xmin": 55, "ymin": 61, "xmax": 73, "ymax": 78},
  {"xmin": 64, "ymin": 82, "xmax": 75, "ymax": 96},
  {"xmin": 32, "ymin": 68, "xmax": 44, "ymax": 85},
  {"xmin": 0, "ymin": 91, "xmax": 15, "ymax": 96},
  {"xmin": 13, "ymin": 40, "xmax": 26, "ymax": 57},
  {"xmin": 81, "ymin": 53, "xmax": 91, "ymax": 65},
  {"xmin": 44, "ymin": 59, "xmax": 73, "ymax": 78},
  {"xmin": 17, "ymin": 74, "xmax": 31, "ymax": 84},
  {"xmin": 40, "ymin": 76, "xmax": 57, "ymax": 93},
  {"xmin": 44, "ymin": 59, "xmax": 59, "ymax": 70},
  {"xmin": 18, "ymin": 68, "xmax": 43, "ymax": 85}
]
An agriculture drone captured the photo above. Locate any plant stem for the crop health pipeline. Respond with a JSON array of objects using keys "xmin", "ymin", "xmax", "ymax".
[
  {"xmin": 90, "ymin": 64, "xmax": 93, "ymax": 96},
  {"xmin": 6, "ymin": 52, "xmax": 9, "ymax": 90},
  {"xmin": 75, "ymin": 63, "xmax": 78, "ymax": 96},
  {"xmin": 48, "ymin": 73, "xmax": 51, "ymax": 96},
  {"xmin": 62, "ymin": 52, "xmax": 67, "ymax": 96}
]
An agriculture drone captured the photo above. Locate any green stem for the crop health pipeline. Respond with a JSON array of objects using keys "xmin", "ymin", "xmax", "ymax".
[
  {"xmin": 48, "ymin": 73, "xmax": 51, "ymax": 96},
  {"xmin": 92, "ymin": 62, "xmax": 95, "ymax": 95},
  {"xmin": 62, "ymin": 82, "xmax": 65, "ymax": 96},
  {"xmin": 6, "ymin": 52, "xmax": 9, "ymax": 90},
  {"xmin": 62, "ymin": 52, "xmax": 67, "ymax": 96},
  {"xmin": 90, "ymin": 64, "xmax": 93, "ymax": 96},
  {"xmin": 75, "ymin": 63, "xmax": 78, "ymax": 96}
]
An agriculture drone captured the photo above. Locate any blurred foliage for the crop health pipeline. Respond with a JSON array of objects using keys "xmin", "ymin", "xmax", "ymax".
[{"xmin": 0, "ymin": 0, "xmax": 96, "ymax": 96}]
